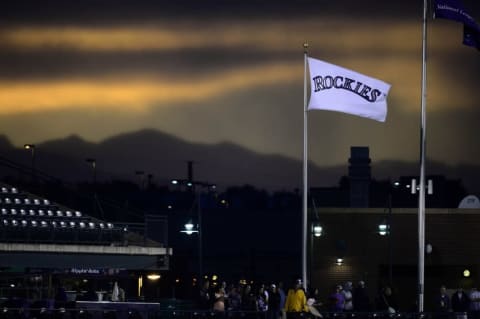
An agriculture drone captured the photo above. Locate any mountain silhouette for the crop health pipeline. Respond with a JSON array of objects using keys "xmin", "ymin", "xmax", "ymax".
[
  {"xmin": 0, "ymin": 136, "xmax": 13, "ymax": 150},
  {"xmin": 38, "ymin": 129, "xmax": 342, "ymax": 190},
  {"xmin": 0, "ymin": 129, "xmax": 479, "ymax": 194}
]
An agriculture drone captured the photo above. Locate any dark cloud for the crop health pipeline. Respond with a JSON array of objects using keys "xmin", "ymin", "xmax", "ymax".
[
  {"xmin": 0, "ymin": 0, "xmax": 479, "ymax": 194},
  {"xmin": 0, "ymin": 48, "xmax": 299, "ymax": 81},
  {"xmin": 4, "ymin": 0, "xmax": 478, "ymax": 26}
]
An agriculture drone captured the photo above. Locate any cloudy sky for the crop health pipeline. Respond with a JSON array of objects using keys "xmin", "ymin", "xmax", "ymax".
[{"xmin": 0, "ymin": 0, "xmax": 479, "ymax": 185}]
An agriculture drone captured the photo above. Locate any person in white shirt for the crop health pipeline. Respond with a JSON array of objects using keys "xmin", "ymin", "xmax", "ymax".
[
  {"xmin": 470, "ymin": 287, "xmax": 480, "ymax": 319},
  {"xmin": 342, "ymin": 282, "xmax": 354, "ymax": 311}
]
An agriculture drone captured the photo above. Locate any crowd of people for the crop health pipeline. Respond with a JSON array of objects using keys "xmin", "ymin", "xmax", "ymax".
[
  {"xmin": 195, "ymin": 279, "xmax": 381, "ymax": 317},
  {"xmin": 434, "ymin": 285, "xmax": 480, "ymax": 318},
  {"xmin": 196, "ymin": 279, "xmax": 480, "ymax": 318}
]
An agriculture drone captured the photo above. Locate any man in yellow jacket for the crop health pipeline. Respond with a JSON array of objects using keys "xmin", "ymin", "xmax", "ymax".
[{"xmin": 284, "ymin": 279, "xmax": 309, "ymax": 319}]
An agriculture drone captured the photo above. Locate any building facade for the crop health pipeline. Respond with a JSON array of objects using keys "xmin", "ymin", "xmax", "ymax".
[{"xmin": 309, "ymin": 207, "xmax": 480, "ymax": 311}]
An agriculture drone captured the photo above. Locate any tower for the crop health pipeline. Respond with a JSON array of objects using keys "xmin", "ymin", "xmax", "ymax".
[{"xmin": 348, "ymin": 146, "xmax": 371, "ymax": 207}]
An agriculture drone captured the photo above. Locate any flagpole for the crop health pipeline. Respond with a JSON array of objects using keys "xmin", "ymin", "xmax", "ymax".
[
  {"xmin": 418, "ymin": 0, "xmax": 428, "ymax": 313},
  {"xmin": 302, "ymin": 42, "xmax": 309, "ymax": 289}
]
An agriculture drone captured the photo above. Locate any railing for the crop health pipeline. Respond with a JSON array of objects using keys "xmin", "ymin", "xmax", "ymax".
[{"xmin": 0, "ymin": 307, "xmax": 473, "ymax": 319}]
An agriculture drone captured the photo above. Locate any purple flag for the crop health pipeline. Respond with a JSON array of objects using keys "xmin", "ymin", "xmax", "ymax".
[
  {"xmin": 464, "ymin": 24, "xmax": 480, "ymax": 49},
  {"xmin": 434, "ymin": 0, "xmax": 480, "ymax": 50}
]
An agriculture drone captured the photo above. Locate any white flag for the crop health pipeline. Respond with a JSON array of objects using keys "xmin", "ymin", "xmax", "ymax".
[{"xmin": 307, "ymin": 57, "xmax": 391, "ymax": 122}]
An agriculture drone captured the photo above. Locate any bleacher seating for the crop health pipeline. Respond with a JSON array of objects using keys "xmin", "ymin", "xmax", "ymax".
[{"xmin": 0, "ymin": 183, "xmax": 125, "ymax": 246}]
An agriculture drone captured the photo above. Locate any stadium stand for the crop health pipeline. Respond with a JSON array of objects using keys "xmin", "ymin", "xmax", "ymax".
[{"xmin": 0, "ymin": 183, "xmax": 124, "ymax": 245}]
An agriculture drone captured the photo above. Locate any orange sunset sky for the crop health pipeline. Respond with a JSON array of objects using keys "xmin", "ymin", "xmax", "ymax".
[{"xmin": 0, "ymin": 0, "xmax": 479, "ymax": 189}]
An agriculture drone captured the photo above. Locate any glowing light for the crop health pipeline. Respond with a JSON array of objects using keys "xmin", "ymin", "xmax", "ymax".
[
  {"xmin": 147, "ymin": 274, "xmax": 161, "ymax": 281},
  {"xmin": 378, "ymin": 224, "xmax": 388, "ymax": 236},
  {"xmin": 181, "ymin": 222, "xmax": 198, "ymax": 235},
  {"xmin": 313, "ymin": 225, "xmax": 323, "ymax": 237},
  {"xmin": 138, "ymin": 276, "xmax": 143, "ymax": 297}
]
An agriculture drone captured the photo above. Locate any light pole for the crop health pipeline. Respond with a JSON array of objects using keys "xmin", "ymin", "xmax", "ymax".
[
  {"xmin": 387, "ymin": 193, "xmax": 393, "ymax": 286},
  {"xmin": 411, "ymin": 177, "xmax": 433, "ymax": 311},
  {"xmin": 147, "ymin": 174, "xmax": 154, "ymax": 188},
  {"xmin": 24, "ymin": 144, "xmax": 35, "ymax": 182},
  {"xmin": 173, "ymin": 179, "xmax": 216, "ymax": 283},
  {"xmin": 378, "ymin": 182, "xmax": 399, "ymax": 286},
  {"xmin": 85, "ymin": 158, "xmax": 97, "ymax": 186},
  {"xmin": 309, "ymin": 222, "xmax": 323, "ymax": 286},
  {"xmin": 85, "ymin": 158, "xmax": 98, "ymax": 217},
  {"xmin": 135, "ymin": 170, "xmax": 145, "ymax": 189}
]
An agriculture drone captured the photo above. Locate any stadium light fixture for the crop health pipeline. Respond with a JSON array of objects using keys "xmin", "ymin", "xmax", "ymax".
[
  {"xmin": 147, "ymin": 274, "xmax": 161, "ymax": 281},
  {"xmin": 180, "ymin": 222, "xmax": 198, "ymax": 235},
  {"xmin": 378, "ymin": 223, "xmax": 389, "ymax": 236},
  {"xmin": 312, "ymin": 224, "xmax": 323, "ymax": 237}
]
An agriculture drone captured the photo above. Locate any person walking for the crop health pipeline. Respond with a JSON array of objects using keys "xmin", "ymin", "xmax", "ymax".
[
  {"xmin": 328, "ymin": 285, "xmax": 345, "ymax": 313},
  {"xmin": 284, "ymin": 279, "xmax": 308, "ymax": 319},
  {"xmin": 278, "ymin": 282, "xmax": 286, "ymax": 317},
  {"xmin": 353, "ymin": 281, "xmax": 371, "ymax": 313},
  {"xmin": 342, "ymin": 282, "xmax": 354, "ymax": 312},
  {"xmin": 267, "ymin": 284, "xmax": 281, "ymax": 319},
  {"xmin": 375, "ymin": 286, "xmax": 398, "ymax": 314},
  {"xmin": 452, "ymin": 287, "xmax": 470, "ymax": 312},
  {"xmin": 435, "ymin": 285, "xmax": 451, "ymax": 313},
  {"xmin": 198, "ymin": 280, "xmax": 212, "ymax": 310},
  {"xmin": 452, "ymin": 287, "xmax": 470, "ymax": 319},
  {"xmin": 470, "ymin": 287, "xmax": 480, "ymax": 319}
]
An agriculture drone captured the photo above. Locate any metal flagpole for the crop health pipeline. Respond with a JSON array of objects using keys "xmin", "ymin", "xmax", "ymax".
[
  {"xmin": 302, "ymin": 42, "xmax": 309, "ymax": 289},
  {"xmin": 418, "ymin": 0, "xmax": 428, "ymax": 313}
]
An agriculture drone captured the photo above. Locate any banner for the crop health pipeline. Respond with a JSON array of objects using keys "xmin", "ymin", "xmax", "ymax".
[{"xmin": 434, "ymin": 0, "xmax": 480, "ymax": 49}]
